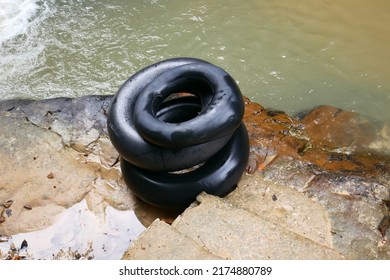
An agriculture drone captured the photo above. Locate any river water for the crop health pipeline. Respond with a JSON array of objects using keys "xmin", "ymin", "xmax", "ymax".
[{"xmin": 1, "ymin": 0, "xmax": 389, "ymax": 123}]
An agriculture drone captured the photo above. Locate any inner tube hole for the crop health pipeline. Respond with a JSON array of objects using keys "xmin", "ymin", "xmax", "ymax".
[
  {"xmin": 162, "ymin": 92, "xmax": 197, "ymax": 102},
  {"xmin": 156, "ymin": 93, "xmax": 202, "ymax": 124},
  {"xmin": 168, "ymin": 161, "xmax": 205, "ymax": 174},
  {"xmin": 154, "ymin": 77, "xmax": 215, "ymax": 124}
]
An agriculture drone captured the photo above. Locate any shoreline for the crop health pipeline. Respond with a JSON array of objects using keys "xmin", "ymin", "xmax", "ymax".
[{"xmin": 1, "ymin": 95, "xmax": 389, "ymax": 259}]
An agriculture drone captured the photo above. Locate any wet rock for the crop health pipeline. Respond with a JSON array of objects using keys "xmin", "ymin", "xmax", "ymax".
[
  {"xmin": 0, "ymin": 241, "xmax": 33, "ymax": 260},
  {"xmin": 20, "ymin": 240, "xmax": 28, "ymax": 250},
  {"xmin": 378, "ymin": 216, "xmax": 390, "ymax": 238},
  {"xmin": 298, "ymin": 105, "xmax": 380, "ymax": 150},
  {"xmin": 243, "ymin": 98, "xmax": 390, "ymax": 259},
  {"xmin": 1, "ymin": 95, "xmax": 390, "ymax": 259},
  {"xmin": 125, "ymin": 97, "xmax": 390, "ymax": 260},
  {"xmin": 243, "ymin": 97, "xmax": 390, "ymax": 177},
  {"xmin": 0, "ymin": 96, "xmax": 138, "ymax": 235},
  {"xmin": 51, "ymin": 241, "xmax": 94, "ymax": 260}
]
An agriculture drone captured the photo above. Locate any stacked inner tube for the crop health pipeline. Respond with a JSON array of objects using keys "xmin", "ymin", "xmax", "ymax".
[{"xmin": 107, "ymin": 57, "xmax": 249, "ymax": 210}]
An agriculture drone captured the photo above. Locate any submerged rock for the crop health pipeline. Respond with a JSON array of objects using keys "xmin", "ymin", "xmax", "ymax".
[{"xmin": 243, "ymin": 97, "xmax": 390, "ymax": 176}]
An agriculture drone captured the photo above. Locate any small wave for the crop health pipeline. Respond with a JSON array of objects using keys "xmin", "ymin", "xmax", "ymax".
[
  {"xmin": 0, "ymin": 0, "xmax": 54, "ymax": 100},
  {"xmin": 0, "ymin": 0, "xmax": 41, "ymax": 45}
]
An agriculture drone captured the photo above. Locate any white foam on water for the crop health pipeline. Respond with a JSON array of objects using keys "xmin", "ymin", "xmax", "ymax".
[
  {"xmin": 0, "ymin": 0, "xmax": 40, "ymax": 45},
  {"xmin": 0, "ymin": 0, "xmax": 54, "ymax": 99}
]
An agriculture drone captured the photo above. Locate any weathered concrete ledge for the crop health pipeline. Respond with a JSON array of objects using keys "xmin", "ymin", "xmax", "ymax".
[{"xmin": 1, "ymin": 95, "xmax": 389, "ymax": 259}]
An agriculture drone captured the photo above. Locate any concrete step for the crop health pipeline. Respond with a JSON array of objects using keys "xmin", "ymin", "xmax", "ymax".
[
  {"xmin": 225, "ymin": 173, "xmax": 333, "ymax": 248},
  {"xmin": 123, "ymin": 175, "xmax": 343, "ymax": 259},
  {"xmin": 122, "ymin": 219, "xmax": 221, "ymax": 260}
]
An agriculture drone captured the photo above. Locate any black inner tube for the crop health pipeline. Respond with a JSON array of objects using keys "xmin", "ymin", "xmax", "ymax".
[
  {"xmin": 107, "ymin": 57, "xmax": 249, "ymax": 210},
  {"xmin": 121, "ymin": 123, "xmax": 249, "ymax": 210},
  {"xmin": 107, "ymin": 58, "xmax": 232, "ymax": 172},
  {"xmin": 133, "ymin": 63, "xmax": 245, "ymax": 148}
]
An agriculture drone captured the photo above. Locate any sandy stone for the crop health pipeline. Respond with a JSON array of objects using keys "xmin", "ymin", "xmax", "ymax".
[
  {"xmin": 226, "ymin": 172, "xmax": 333, "ymax": 248},
  {"xmin": 263, "ymin": 157, "xmax": 390, "ymax": 259},
  {"xmin": 171, "ymin": 193, "xmax": 342, "ymax": 260},
  {"xmin": 122, "ymin": 219, "xmax": 220, "ymax": 260}
]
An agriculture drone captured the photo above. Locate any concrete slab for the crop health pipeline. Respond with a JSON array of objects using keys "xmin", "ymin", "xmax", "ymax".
[
  {"xmin": 170, "ymin": 193, "xmax": 343, "ymax": 260},
  {"xmin": 122, "ymin": 219, "xmax": 221, "ymax": 260},
  {"xmin": 226, "ymin": 173, "xmax": 333, "ymax": 248}
]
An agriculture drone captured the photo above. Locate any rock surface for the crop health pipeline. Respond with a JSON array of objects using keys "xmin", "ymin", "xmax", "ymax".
[
  {"xmin": 124, "ymin": 98, "xmax": 390, "ymax": 260},
  {"xmin": 243, "ymin": 97, "xmax": 390, "ymax": 259},
  {"xmin": 0, "ymin": 96, "xmax": 136, "ymax": 236},
  {"xmin": 1, "ymin": 95, "xmax": 389, "ymax": 259}
]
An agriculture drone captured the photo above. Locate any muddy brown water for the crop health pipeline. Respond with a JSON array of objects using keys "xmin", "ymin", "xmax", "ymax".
[{"xmin": 1, "ymin": 0, "xmax": 389, "ymax": 123}]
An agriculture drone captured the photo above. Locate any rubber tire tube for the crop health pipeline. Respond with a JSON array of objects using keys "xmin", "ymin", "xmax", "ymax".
[
  {"xmin": 156, "ymin": 95, "xmax": 201, "ymax": 123},
  {"xmin": 107, "ymin": 57, "xmax": 233, "ymax": 171},
  {"xmin": 133, "ymin": 62, "xmax": 245, "ymax": 148},
  {"xmin": 120, "ymin": 123, "xmax": 250, "ymax": 210}
]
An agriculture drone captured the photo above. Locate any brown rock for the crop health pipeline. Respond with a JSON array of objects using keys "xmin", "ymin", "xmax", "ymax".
[
  {"xmin": 243, "ymin": 97, "xmax": 390, "ymax": 177},
  {"xmin": 300, "ymin": 105, "xmax": 377, "ymax": 150}
]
